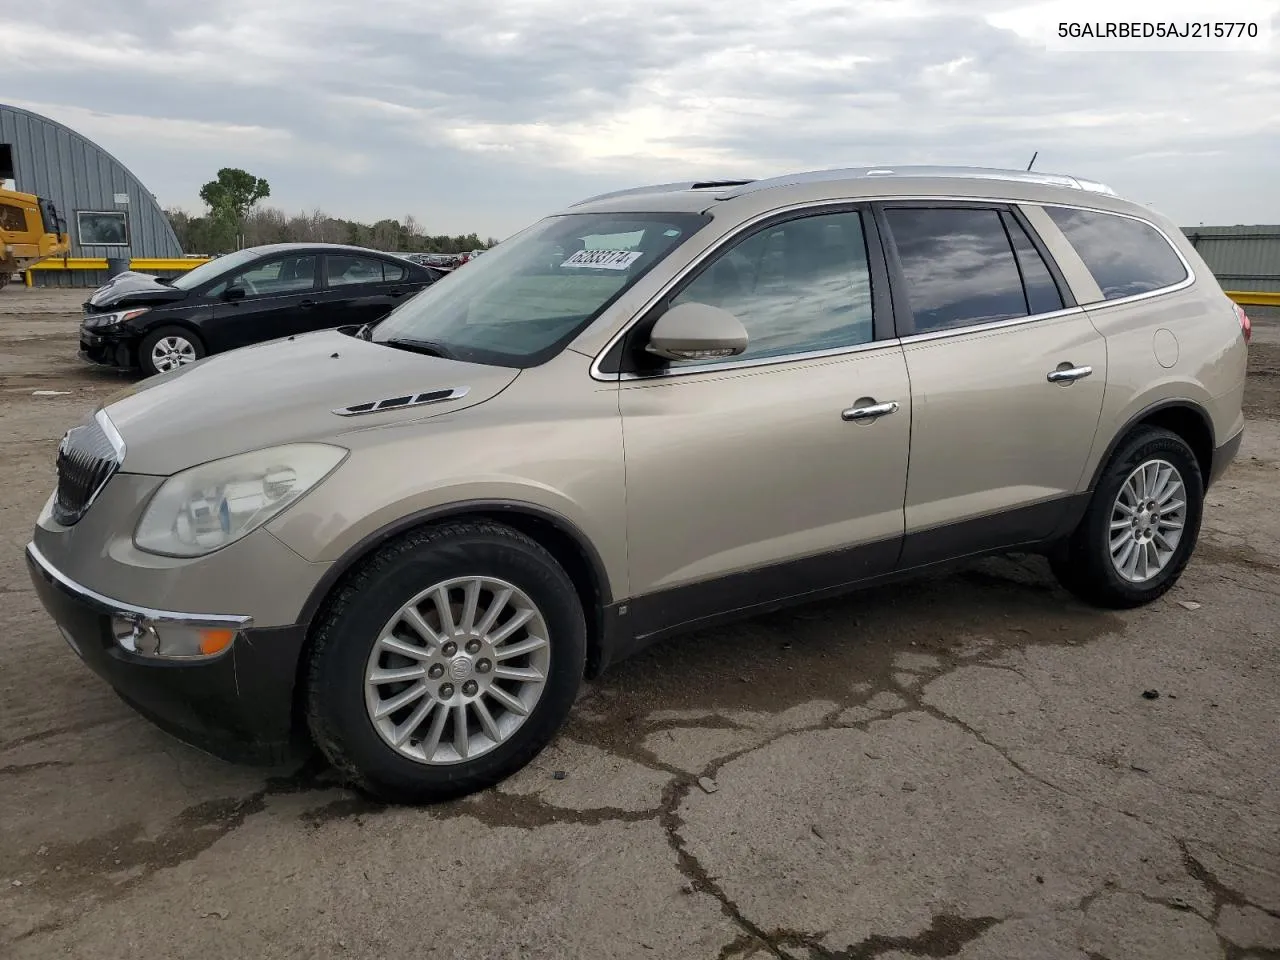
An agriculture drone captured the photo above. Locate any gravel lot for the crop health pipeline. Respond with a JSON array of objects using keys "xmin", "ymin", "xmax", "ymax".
[{"xmin": 2, "ymin": 287, "xmax": 1278, "ymax": 960}]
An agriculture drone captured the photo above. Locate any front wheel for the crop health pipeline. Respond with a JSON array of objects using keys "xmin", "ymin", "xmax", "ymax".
[
  {"xmin": 306, "ymin": 521, "xmax": 587, "ymax": 804},
  {"xmin": 139, "ymin": 325, "xmax": 205, "ymax": 376},
  {"xmin": 1050, "ymin": 426, "xmax": 1204, "ymax": 608}
]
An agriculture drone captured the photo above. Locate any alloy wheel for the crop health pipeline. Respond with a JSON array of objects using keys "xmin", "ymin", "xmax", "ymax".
[
  {"xmin": 150, "ymin": 335, "xmax": 197, "ymax": 372},
  {"xmin": 363, "ymin": 576, "xmax": 551, "ymax": 765},
  {"xmin": 1109, "ymin": 458, "xmax": 1187, "ymax": 583}
]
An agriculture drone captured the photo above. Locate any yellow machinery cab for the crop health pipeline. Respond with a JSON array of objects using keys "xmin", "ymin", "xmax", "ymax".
[{"xmin": 0, "ymin": 188, "xmax": 71, "ymax": 288}]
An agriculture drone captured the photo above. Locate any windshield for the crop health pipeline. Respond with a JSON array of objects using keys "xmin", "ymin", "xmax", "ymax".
[
  {"xmin": 371, "ymin": 211, "xmax": 708, "ymax": 367},
  {"xmin": 170, "ymin": 248, "xmax": 260, "ymax": 291}
]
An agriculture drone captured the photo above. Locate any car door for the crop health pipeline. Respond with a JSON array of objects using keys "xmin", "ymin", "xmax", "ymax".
[
  {"xmin": 616, "ymin": 207, "xmax": 912, "ymax": 637},
  {"xmin": 874, "ymin": 202, "xmax": 1108, "ymax": 566},
  {"xmin": 318, "ymin": 254, "xmax": 413, "ymax": 330},
  {"xmin": 209, "ymin": 253, "xmax": 320, "ymax": 349}
]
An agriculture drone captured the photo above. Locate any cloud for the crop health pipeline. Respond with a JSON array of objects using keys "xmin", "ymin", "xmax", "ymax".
[{"xmin": 1, "ymin": 0, "xmax": 1277, "ymax": 235}]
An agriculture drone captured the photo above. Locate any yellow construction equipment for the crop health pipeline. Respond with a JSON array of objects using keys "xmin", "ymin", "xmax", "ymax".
[{"xmin": 0, "ymin": 187, "xmax": 71, "ymax": 289}]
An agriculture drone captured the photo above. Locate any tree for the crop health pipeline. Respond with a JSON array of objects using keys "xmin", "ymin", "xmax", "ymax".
[{"xmin": 198, "ymin": 168, "xmax": 271, "ymax": 248}]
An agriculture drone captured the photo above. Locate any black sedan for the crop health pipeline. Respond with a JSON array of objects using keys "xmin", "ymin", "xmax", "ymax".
[{"xmin": 79, "ymin": 243, "xmax": 444, "ymax": 375}]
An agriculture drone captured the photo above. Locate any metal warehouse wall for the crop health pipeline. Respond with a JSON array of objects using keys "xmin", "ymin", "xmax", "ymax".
[
  {"xmin": 1, "ymin": 103, "xmax": 183, "ymax": 287},
  {"xmin": 1183, "ymin": 225, "xmax": 1280, "ymax": 293}
]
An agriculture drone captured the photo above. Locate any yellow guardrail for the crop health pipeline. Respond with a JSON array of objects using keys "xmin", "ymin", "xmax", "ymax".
[
  {"xmin": 1226, "ymin": 290, "xmax": 1280, "ymax": 308},
  {"xmin": 16, "ymin": 258, "xmax": 1280, "ymax": 308},
  {"xmin": 22, "ymin": 257, "xmax": 211, "ymax": 286}
]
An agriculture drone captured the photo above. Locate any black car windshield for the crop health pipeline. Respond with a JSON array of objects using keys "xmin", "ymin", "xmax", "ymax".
[
  {"xmin": 371, "ymin": 212, "xmax": 708, "ymax": 367},
  {"xmin": 169, "ymin": 248, "xmax": 260, "ymax": 291}
]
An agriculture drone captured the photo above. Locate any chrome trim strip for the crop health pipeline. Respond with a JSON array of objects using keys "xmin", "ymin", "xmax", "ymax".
[
  {"xmin": 332, "ymin": 386, "xmax": 470, "ymax": 417},
  {"xmin": 25, "ymin": 542, "xmax": 252, "ymax": 627},
  {"xmin": 589, "ymin": 193, "xmax": 1195, "ymax": 381},
  {"xmin": 617, "ymin": 338, "xmax": 900, "ymax": 381},
  {"xmin": 897, "ymin": 306, "xmax": 1086, "ymax": 345},
  {"xmin": 95, "ymin": 408, "xmax": 126, "ymax": 462}
]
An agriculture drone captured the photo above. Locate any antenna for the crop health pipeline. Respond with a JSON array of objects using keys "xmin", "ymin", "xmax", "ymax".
[{"xmin": 1026, "ymin": 151, "xmax": 1039, "ymax": 171}]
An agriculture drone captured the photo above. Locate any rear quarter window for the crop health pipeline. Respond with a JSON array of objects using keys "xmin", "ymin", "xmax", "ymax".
[{"xmin": 1044, "ymin": 206, "xmax": 1188, "ymax": 301}]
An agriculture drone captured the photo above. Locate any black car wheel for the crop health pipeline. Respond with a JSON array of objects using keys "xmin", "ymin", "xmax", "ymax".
[
  {"xmin": 139, "ymin": 326, "xmax": 206, "ymax": 376},
  {"xmin": 306, "ymin": 521, "xmax": 587, "ymax": 804},
  {"xmin": 1050, "ymin": 426, "xmax": 1204, "ymax": 609}
]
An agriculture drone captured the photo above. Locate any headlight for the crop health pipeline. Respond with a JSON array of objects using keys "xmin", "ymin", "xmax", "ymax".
[
  {"xmin": 86, "ymin": 307, "xmax": 149, "ymax": 330},
  {"xmin": 135, "ymin": 443, "xmax": 347, "ymax": 557}
]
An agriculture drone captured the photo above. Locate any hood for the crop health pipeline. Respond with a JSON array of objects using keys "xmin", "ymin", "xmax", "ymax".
[
  {"xmin": 85, "ymin": 272, "xmax": 187, "ymax": 312},
  {"xmin": 102, "ymin": 330, "xmax": 520, "ymax": 475}
]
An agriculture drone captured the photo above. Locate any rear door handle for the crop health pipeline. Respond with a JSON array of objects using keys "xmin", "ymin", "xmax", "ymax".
[
  {"xmin": 1046, "ymin": 364, "xmax": 1092, "ymax": 384},
  {"xmin": 299, "ymin": 299, "xmax": 316, "ymax": 310},
  {"xmin": 842, "ymin": 400, "xmax": 900, "ymax": 422}
]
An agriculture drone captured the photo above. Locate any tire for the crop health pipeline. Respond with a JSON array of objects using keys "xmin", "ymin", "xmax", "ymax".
[
  {"xmin": 305, "ymin": 521, "xmax": 587, "ymax": 804},
  {"xmin": 139, "ymin": 325, "xmax": 205, "ymax": 376},
  {"xmin": 1050, "ymin": 426, "xmax": 1204, "ymax": 609}
]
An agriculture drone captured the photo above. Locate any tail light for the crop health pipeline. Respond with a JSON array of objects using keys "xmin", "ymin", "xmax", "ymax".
[{"xmin": 1233, "ymin": 302, "xmax": 1252, "ymax": 345}]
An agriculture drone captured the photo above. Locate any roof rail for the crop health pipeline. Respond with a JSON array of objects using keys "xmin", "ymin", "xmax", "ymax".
[{"xmin": 716, "ymin": 166, "xmax": 1117, "ymax": 199}]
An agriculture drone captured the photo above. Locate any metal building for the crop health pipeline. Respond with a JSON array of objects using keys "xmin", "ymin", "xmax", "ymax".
[
  {"xmin": 1183, "ymin": 225, "xmax": 1280, "ymax": 295},
  {"xmin": 1, "ymin": 102, "xmax": 182, "ymax": 287}
]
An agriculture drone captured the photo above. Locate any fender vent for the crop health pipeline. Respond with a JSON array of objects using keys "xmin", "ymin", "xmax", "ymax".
[{"xmin": 332, "ymin": 386, "xmax": 470, "ymax": 417}]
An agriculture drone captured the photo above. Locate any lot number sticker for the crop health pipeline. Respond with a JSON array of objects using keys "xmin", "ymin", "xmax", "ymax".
[{"xmin": 561, "ymin": 249, "xmax": 643, "ymax": 270}]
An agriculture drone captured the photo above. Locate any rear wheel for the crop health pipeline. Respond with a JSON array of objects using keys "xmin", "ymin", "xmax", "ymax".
[
  {"xmin": 1050, "ymin": 426, "xmax": 1204, "ymax": 608},
  {"xmin": 139, "ymin": 325, "xmax": 205, "ymax": 376},
  {"xmin": 306, "ymin": 521, "xmax": 586, "ymax": 804}
]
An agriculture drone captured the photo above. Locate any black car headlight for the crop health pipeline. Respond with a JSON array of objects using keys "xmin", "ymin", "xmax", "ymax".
[{"xmin": 85, "ymin": 307, "xmax": 150, "ymax": 331}]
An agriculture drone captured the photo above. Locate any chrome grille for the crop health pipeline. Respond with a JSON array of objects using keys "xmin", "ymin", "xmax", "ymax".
[{"xmin": 53, "ymin": 414, "xmax": 123, "ymax": 526}]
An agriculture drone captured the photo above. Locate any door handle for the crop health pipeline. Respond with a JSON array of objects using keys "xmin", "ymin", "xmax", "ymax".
[
  {"xmin": 1046, "ymin": 364, "xmax": 1092, "ymax": 384},
  {"xmin": 842, "ymin": 400, "xmax": 900, "ymax": 422},
  {"xmin": 299, "ymin": 299, "xmax": 316, "ymax": 310}
]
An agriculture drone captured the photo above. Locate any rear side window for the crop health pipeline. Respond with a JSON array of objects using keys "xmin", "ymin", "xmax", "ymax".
[
  {"xmin": 1044, "ymin": 206, "xmax": 1188, "ymax": 300},
  {"xmin": 884, "ymin": 207, "xmax": 1028, "ymax": 334}
]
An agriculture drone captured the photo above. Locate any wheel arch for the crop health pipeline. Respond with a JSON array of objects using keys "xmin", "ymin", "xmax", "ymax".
[
  {"xmin": 293, "ymin": 500, "xmax": 615, "ymax": 702},
  {"xmin": 1088, "ymin": 398, "xmax": 1215, "ymax": 492}
]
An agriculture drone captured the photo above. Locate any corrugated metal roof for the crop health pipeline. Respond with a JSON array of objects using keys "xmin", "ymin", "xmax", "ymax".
[
  {"xmin": 1, "ymin": 102, "xmax": 182, "ymax": 286},
  {"xmin": 1182, "ymin": 224, "xmax": 1280, "ymax": 292}
]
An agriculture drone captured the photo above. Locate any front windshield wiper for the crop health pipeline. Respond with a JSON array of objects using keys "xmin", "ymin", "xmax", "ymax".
[{"xmin": 382, "ymin": 337, "xmax": 456, "ymax": 360}]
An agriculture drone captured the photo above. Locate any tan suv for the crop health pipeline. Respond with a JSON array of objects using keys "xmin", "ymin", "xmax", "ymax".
[{"xmin": 27, "ymin": 167, "xmax": 1249, "ymax": 803}]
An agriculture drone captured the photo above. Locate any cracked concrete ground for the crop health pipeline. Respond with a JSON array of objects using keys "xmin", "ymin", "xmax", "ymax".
[{"xmin": 2, "ymin": 289, "xmax": 1278, "ymax": 960}]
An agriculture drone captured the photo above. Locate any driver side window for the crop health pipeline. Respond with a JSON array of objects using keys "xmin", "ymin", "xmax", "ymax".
[
  {"xmin": 208, "ymin": 255, "xmax": 317, "ymax": 298},
  {"xmin": 669, "ymin": 210, "xmax": 875, "ymax": 364}
]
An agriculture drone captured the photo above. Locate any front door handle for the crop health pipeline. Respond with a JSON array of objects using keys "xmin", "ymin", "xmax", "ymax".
[
  {"xmin": 842, "ymin": 400, "xmax": 900, "ymax": 422},
  {"xmin": 1046, "ymin": 364, "xmax": 1092, "ymax": 384},
  {"xmin": 299, "ymin": 299, "xmax": 316, "ymax": 310}
]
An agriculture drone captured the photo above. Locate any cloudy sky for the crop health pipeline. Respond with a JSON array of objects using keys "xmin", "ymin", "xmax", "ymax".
[{"xmin": 2, "ymin": 0, "xmax": 1277, "ymax": 237}]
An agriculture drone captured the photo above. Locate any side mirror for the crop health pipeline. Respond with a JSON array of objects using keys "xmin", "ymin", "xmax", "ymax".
[
  {"xmin": 645, "ymin": 302, "xmax": 749, "ymax": 362},
  {"xmin": 223, "ymin": 285, "xmax": 246, "ymax": 302}
]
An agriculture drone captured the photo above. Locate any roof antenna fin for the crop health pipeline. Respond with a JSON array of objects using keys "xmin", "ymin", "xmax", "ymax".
[{"xmin": 1026, "ymin": 151, "xmax": 1039, "ymax": 172}]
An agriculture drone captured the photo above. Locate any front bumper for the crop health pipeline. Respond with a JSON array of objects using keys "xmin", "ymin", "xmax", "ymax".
[
  {"xmin": 26, "ymin": 542, "xmax": 307, "ymax": 764},
  {"xmin": 78, "ymin": 327, "xmax": 135, "ymax": 368}
]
